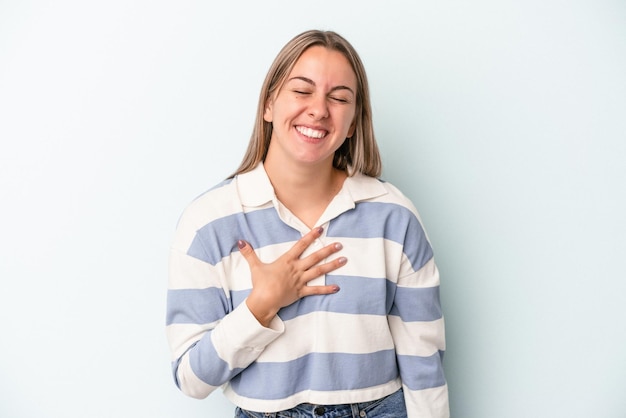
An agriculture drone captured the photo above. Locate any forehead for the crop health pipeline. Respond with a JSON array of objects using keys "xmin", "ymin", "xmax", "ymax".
[{"xmin": 288, "ymin": 46, "xmax": 357, "ymax": 87}]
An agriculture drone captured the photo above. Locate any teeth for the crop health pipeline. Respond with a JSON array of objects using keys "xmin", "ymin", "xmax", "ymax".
[{"xmin": 296, "ymin": 126, "xmax": 326, "ymax": 139}]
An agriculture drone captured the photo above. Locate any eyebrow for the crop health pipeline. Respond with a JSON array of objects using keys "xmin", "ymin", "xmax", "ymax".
[{"xmin": 288, "ymin": 76, "xmax": 355, "ymax": 95}]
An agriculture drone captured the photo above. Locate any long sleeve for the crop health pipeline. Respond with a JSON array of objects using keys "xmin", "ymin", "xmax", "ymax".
[
  {"xmin": 165, "ymin": 197, "xmax": 286, "ymax": 399},
  {"xmin": 389, "ymin": 258, "xmax": 450, "ymax": 418},
  {"xmin": 387, "ymin": 211, "xmax": 449, "ymax": 417}
]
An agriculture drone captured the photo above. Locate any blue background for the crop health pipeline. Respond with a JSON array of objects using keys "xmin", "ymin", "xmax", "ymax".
[{"xmin": 1, "ymin": 1, "xmax": 624, "ymax": 416}]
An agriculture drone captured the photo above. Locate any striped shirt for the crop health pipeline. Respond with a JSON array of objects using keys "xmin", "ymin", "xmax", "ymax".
[{"xmin": 166, "ymin": 163, "xmax": 449, "ymax": 417}]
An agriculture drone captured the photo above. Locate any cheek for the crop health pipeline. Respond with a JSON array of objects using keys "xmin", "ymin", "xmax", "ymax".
[{"xmin": 265, "ymin": 99, "xmax": 298, "ymax": 124}]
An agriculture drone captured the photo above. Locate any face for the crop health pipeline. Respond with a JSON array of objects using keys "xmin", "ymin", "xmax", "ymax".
[{"xmin": 264, "ymin": 46, "xmax": 357, "ymax": 168}]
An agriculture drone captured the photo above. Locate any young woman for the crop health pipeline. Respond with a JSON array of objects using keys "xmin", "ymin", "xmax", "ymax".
[{"xmin": 166, "ymin": 30, "xmax": 449, "ymax": 418}]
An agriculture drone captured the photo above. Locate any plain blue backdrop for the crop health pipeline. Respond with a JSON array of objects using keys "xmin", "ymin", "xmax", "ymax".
[{"xmin": 1, "ymin": 1, "xmax": 625, "ymax": 416}]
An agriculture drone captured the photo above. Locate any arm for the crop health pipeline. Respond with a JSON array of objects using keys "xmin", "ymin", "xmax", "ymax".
[
  {"xmin": 388, "ymin": 213, "xmax": 449, "ymax": 417},
  {"xmin": 166, "ymin": 247, "xmax": 284, "ymax": 399},
  {"xmin": 389, "ymin": 257, "xmax": 449, "ymax": 417},
  {"xmin": 166, "ymin": 227, "xmax": 345, "ymax": 399}
]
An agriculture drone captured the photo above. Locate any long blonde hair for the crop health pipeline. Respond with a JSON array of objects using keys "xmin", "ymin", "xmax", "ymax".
[{"xmin": 230, "ymin": 30, "xmax": 381, "ymax": 178}]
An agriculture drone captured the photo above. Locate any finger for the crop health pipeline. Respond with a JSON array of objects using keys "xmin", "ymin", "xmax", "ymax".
[
  {"xmin": 301, "ymin": 242, "xmax": 344, "ymax": 269},
  {"xmin": 237, "ymin": 240, "xmax": 260, "ymax": 267},
  {"xmin": 302, "ymin": 256, "xmax": 348, "ymax": 282},
  {"xmin": 286, "ymin": 226, "xmax": 324, "ymax": 258},
  {"xmin": 300, "ymin": 284, "xmax": 341, "ymax": 298}
]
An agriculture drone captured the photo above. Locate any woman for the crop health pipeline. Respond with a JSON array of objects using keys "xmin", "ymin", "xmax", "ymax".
[{"xmin": 166, "ymin": 30, "xmax": 449, "ymax": 417}]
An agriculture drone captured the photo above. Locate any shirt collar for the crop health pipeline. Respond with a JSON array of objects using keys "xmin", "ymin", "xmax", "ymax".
[
  {"xmin": 342, "ymin": 170, "xmax": 388, "ymax": 203},
  {"xmin": 236, "ymin": 162, "xmax": 276, "ymax": 207},
  {"xmin": 236, "ymin": 162, "xmax": 389, "ymax": 209}
]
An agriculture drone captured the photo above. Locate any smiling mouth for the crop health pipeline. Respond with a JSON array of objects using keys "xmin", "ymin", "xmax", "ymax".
[{"xmin": 296, "ymin": 126, "xmax": 327, "ymax": 139}]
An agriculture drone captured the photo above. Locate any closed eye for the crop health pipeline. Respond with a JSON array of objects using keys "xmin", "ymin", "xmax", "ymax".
[{"xmin": 330, "ymin": 96, "xmax": 350, "ymax": 104}]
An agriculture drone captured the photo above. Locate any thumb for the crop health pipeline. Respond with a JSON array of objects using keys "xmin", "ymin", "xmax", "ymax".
[{"xmin": 237, "ymin": 240, "xmax": 259, "ymax": 267}]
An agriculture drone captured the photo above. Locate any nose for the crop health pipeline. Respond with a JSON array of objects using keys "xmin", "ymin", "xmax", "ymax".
[{"xmin": 308, "ymin": 94, "xmax": 329, "ymax": 120}]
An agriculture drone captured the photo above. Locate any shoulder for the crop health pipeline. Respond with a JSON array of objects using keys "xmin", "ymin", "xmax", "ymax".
[
  {"xmin": 180, "ymin": 178, "xmax": 238, "ymax": 223},
  {"xmin": 172, "ymin": 164, "xmax": 273, "ymax": 244},
  {"xmin": 350, "ymin": 174, "xmax": 420, "ymax": 216},
  {"xmin": 171, "ymin": 178, "xmax": 239, "ymax": 249}
]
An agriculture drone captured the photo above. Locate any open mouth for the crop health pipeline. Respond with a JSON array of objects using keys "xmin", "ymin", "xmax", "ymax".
[{"xmin": 296, "ymin": 126, "xmax": 327, "ymax": 139}]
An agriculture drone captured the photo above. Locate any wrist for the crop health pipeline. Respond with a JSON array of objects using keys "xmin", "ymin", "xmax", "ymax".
[{"xmin": 245, "ymin": 294, "xmax": 279, "ymax": 328}]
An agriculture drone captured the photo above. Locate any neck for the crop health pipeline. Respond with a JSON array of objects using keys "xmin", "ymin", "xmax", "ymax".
[
  {"xmin": 265, "ymin": 156, "xmax": 338, "ymax": 201},
  {"xmin": 264, "ymin": 157, "xmax": 346, "ymax": 228}
]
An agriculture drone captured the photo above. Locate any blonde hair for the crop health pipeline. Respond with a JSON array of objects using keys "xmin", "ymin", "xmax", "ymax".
[{"xmin": 230, "ymin": 30, "xmax": 381, "ymax": 178}]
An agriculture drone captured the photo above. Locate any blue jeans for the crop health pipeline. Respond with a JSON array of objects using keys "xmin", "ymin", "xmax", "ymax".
[{"xmin": 234, "ymin": 388, "xmax": 406, "ymax": 418}]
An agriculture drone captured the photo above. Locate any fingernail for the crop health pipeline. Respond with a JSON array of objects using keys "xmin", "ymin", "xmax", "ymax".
[
  {"xmin": 334, "ymin": 243, "xmax": 343, "ymax": 250},
  {"xmin": 338, "ymin": 257, "xmax": 347, "ymax": 265},
  {"xmin": 332, "ymin": 285, "xmax": 340, "ymax": 293},
  {"xmin": 237, "ymin": 240, "xmax": 246, "ymax": 249},
  {"xmin": 316, "ymin": 226, "xmax": 324, "ymax": 234}
]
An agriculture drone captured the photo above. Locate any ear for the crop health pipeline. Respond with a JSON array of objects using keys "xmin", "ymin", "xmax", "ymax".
[
  {"xmin": 263, "ymin": 98, "xmax": 274, "ymax": 122},
  {"xmin": 347, "ymin": 118, "xmax": 356, "ymax": 138}
]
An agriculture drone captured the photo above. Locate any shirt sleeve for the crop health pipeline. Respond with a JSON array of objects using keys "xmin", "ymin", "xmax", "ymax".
[
  {"xmin": 166, "ymin": 246, "xmax": 284, "ymax": 399},
  {"xmin": 388, "ymin": 218, "xmax": 450, "ymax": 417}
]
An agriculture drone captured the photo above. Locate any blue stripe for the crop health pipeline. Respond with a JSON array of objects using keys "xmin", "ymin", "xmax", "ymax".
[
  {"xmin": 230, "ymin": 350, "xmax": 399, "ymax": 399},
  {"xmin": 230, "ymin": 275, "xmax": 397, "ymax": 321},
  {"xmin": 327, "ymin": 202, "xmax": 433, "ymax": 271},
  {"xmin": 171, "ymin": 357, "xmax": 183, "ymax": 389},
  {"xmin": 167, "ymin": 280, "xmax": 439, "ymax": 326},
  {"xmin": 397, "ymin": 351, "xmax": 446, "ymax": 390},
  {"xmin": 389, "ymin": 286, "xmax": 442, "ymax": 322},
  {"xmin": 187, "ymin": 208, "xmax": 301, "ymax": 265},
  {"xmin": 189, "ymin": 330, "xmax": 245, "ymax": 386},
  {"xmin": 166, "ymin": 287, "xmax": 230, "ymax": 325}
]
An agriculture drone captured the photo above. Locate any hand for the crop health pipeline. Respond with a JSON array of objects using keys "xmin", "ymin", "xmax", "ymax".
[{"xmin": 238, "ymin": 227, "xmax": 346, "ymax": 327}]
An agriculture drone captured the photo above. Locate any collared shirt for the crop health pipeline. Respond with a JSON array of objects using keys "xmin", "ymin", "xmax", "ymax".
[{"xmin": 166, "ymin": 163, "xmax": 449, "ymax": 417}]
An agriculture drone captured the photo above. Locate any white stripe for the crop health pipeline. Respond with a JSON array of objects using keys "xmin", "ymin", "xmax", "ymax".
[
  {"xmin": 403, "ymin": 383, "xmax": 450, "ymax": 417},
  {"xmin": 224, "ymin": 379, "xmax": 402, "ymax": 413},
  {"xmin": 388, "ymin": 316, "xmax": 446, "ymax": 356},
  {"xmin": 168, "ymin": 249, "xmax": 225, "ymax": 290},
  {"xmin": 227, "ymin": 241, "xmax": 294, "ymax": 291},
  {"xmin": 257, "ymin": 312, "xmax": 395, "ymax": 363},
  {"xmin": 172, "ymin": 182, "xmax": 241, "ymax": 250},
  {"xmin": 326, "ymin": 237, "xmax": 403, "ymax": 280},
  {"xmin": 166, "ymin": 322, "xmax": 215, "ymax": 360},
  {"xmin": 225, "ymin": 237, "xmax": 406, "ymax": 292},
  {"xmin": 212, "ymin": 302, "xmax": 284, "ymax": 369}
]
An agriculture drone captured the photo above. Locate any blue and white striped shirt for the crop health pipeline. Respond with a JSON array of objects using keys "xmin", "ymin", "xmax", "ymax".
[{"xmin": 166, "ymin": 163, "xmax": 449, "ymax": 417}]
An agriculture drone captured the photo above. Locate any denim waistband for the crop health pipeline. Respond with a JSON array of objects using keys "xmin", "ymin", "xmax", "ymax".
[{"xmin": 235, "ymin": 388, "xmax": 406, "ymax": 418}]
